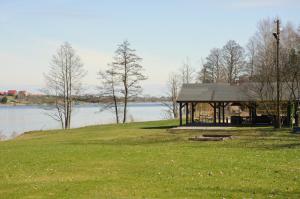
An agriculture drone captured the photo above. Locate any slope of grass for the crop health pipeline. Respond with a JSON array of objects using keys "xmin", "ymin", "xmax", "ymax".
[{"xmin": 0, "ymin": 120, "xmax": 300, "ymax": 198}]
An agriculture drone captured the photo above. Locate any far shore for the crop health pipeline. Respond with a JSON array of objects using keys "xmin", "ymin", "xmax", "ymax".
[{"xmin": 0, "ymin": 101, "xmax": 167, "ymax": 107}]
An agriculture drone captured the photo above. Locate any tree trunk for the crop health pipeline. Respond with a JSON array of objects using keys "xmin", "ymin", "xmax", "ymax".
[
  {"xmin": 112, "ymin": 87, "xmax": 119, "ymax": 124},
  {"xmin": 123, "ymin": 87, "xmax": 128, "ymax": 123},
  {"xmin": 123, "ymin": 54, "xmax": 128, "ymax": 123}
]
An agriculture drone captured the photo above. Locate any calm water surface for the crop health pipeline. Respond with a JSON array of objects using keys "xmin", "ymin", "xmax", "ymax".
[{"xmin": 0, "ymin": 103, "xmax": 168, "ymax": 139}]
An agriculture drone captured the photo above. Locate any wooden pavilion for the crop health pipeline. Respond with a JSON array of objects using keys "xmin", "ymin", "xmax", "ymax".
[{"xmin": 176, "ymin": 83, "xmax": 298, "ymax": 127}]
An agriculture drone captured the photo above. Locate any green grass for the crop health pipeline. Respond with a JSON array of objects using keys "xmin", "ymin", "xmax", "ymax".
[{"xmin": 1, "ymin": 120, "xmax": 300, "ymax": 198}]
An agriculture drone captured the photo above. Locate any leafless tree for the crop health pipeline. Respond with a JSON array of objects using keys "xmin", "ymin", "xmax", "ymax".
[
  {"xmin": 44, "ymin": 42, "xmax": 86, "ymax": 129},
  {"xmin": 98, "ymin": 64, "xmax": 121, "ymax": 124},
  {"xmin": 221, "ymin": 40, "xmax": 245, "ymax": 84},
  {"xmin": 180, "ymin": 57, "xmax": 195, "ymax": 84},
  {"xmin": 280, "ymin": 23, "xmax": 300, "ymax": 125},
  {"xmin": 284, "ymin": 49, "xmax": 300, "ymax": 99},
  {"xmin": 205, "ymin": 48, "xmax": 224, "ymax": 82},
  {"xmin": 247, "ymin": 19, "xmax": 278, "ymax": 115},
  {"xmin": 281, "ymin": 24, "xmax": 299, "ymax": 98},
  {"xmin": 198, "ymin": 63, "xmax": 211, "ymax": 83},
  {"xmin": 247, "ymin": 18, "xmax": 300, "ymax": 118},
  {"xmin": 113, "ymin": 40, "xmax": 147, "ymax": 123},
  {"xmin": 197, "ymin": 58, "xmax": 213, "ymax": 83},
  {"xmin": 246, "ymin": 36, "xmax": 257, "ymax": 79},
  {"xmin": 281, "ymin": 22, "xmax": 299, "ymax": 50},
  {"xmin": 163, "ymin": 72, "xmax": 181, "ymax": 118}
]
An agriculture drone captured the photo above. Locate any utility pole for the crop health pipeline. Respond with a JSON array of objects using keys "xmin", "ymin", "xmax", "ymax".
[{"xmin": 273, "ymin": 19, "xmax": 281, "ymax": 128}]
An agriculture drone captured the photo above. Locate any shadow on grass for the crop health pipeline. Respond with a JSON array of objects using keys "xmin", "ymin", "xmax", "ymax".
[
  {"xmin": 62, "ymin": 136, "xmax": 183, "ymax": 146},
  {"xmin": 192, "ymin": 141, "xmax": 300, "ymax": 151},
  {"xmin": 141, "ymin": 125, "xmax": 177, "ymax": 130},
  {"xmin": 265, "ymin": 142, "xmax": 300, "ymax": 149},
  {"xmin": 225, "ymin": 137, "xmax": 300, "ymax": 150},
  {"xmin": 180, "ymin": 127, "xmax": 300, "ymax": 150}
]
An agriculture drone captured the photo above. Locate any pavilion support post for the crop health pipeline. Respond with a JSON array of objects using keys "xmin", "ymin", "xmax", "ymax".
[
  {"xmin": 294, "ymin": 101, "xmax": 299, "ymax": 126},
  {"xmin": 213, "ymin": 102, "xmax": 216, "ymax": 124},
  {"xmin": 252, "ymin": 103, "xmax": 257, "ymax": 125},
  {"xmin": 186, "ymin": 102, "xmax": 189, "ymax": 126},
  {"xmin": 222, "ymin": 102, "xmax": 225, "ymax": 123},
  {"xmin": 191, "ymin": 103, "xmax": 196, "ymax": 124},
  {"xmin": 179, "ymin": 102, "xmax": 182, "ymax": 126},
  {"xmin": 218, "ymin": 103, "xmax": 221, "ymax": 124},
  {"xmin": 198, "ymin": 103, "xmax": 201, "ymax": 123},
  {"xmin": 249, "ymin": 103, "xmax": 252, "ymax": 125},
  {"xmin": 287, "ymin": 101, "xmax": 291, "ymax": 127}
]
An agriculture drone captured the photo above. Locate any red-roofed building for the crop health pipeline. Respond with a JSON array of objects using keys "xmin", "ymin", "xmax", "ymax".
[{"xmin": 7, "ymin": 90, "xmax": 17, "ymax": 96}]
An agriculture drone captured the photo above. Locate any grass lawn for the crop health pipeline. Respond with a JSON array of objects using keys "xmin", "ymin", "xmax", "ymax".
[{"xmin": 0, "ymin": 120, "xmax": 300, "ymax": 198}]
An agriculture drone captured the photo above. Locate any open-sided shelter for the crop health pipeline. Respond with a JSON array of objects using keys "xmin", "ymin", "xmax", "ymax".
[{"xmin": 176, "ymin": 83, "xmax": 298, "ymax": 126}]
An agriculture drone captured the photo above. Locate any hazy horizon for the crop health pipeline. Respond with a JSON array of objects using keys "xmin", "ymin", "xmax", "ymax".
[{"xmin": 1, "ymin": 0, "xmax": 300, "ymax": 96}]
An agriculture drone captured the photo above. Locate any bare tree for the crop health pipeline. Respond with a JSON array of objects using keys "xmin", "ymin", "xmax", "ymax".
[
  {"xmin": 44, "ymin": 42, "xmax": 86, "ymax": 129},
  {"xmin": 281, "ymin": 23, "xmax": 299, "ymax": 99},
  {"xmin": 281, "ymin": 22, "xmax": 299, "ymax": 50},
  {"xmin": 280, "ymin": 23, "xmax": 300, "ymax": 126},
  {"xmin": 197, "ymin": 58, "xmax": 213, "ymax": 83},
  {"xmin": 164, "ymin": 72, "xmax": 181, "ymax": 118},
  {"xmin": 198, "ymin": 63, "xmax": 211, "ymax": 83},
  {"xmin": 248, "ymin": 19, "xmax": 278, "ymax": 115},
  {"xmin": 247, "ymin": 18, "xmax": 300, "ymax": 119},
  {"xmin": 180, "ymin": 57, "xmax": 195, "ymax": 84},
  {"xmin": 285, "ymin": 49, "xmax": 300, "ymax": 99},
  {"xmin": 206, "ymin": 48, "xmax": 225, "ymax": 82},
  {"xmin": 98, "ymin": 64, "xmax": 121, "ymax": 124},
  {"xmin": 222, "ymin": 40, "xmax": 245, "ymax": 84},
  {"xmin": 246, "ymin": 36, "xmax": 257, "ymax": 79},
  {"xmin": 113, "ymin": 40, "xmax": 147, "ymax": 123}
]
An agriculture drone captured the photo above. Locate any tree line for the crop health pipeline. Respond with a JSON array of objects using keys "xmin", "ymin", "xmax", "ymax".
[{"xmin": 166, "ymin": 17, "xmax": 300, "ymax": 119}]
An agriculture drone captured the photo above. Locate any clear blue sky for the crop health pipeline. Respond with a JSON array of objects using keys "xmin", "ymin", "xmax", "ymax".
[{"xmin": 0, "ymin": 0, "xmax": 300, "ymax": 96}]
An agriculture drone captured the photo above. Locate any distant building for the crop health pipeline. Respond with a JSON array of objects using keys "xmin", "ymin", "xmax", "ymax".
[
  {"xmin": 18, "ymin": 91, "xmax": 28, "ymax": 98},
  {"xmin": 0, "ymin": 91, "xmax": 6, "ymax": 96},
  {"xmin": 7, "ymin": 90, "xmax": 17, "ymax": 96}
]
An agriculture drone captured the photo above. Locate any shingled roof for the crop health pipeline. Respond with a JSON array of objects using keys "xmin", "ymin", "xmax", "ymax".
[
  {"xmin": 177, "ymin": 83, "xmax": 254, "ymax": 102},
  {"xmin": 177, "ymin": 83, "xmax": 300, "ymax": 102}
]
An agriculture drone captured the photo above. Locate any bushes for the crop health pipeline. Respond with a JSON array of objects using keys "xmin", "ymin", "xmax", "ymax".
[{"xmin": 1, "ymin": 96, "xmax": 8, "ymax": 104}]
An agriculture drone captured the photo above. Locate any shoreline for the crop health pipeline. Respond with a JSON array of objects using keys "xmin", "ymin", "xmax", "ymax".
[
  {"xmin": 0, "ymin": 118, "xmax": 170, "ymax": 141},
  {"xmin": 0, "ymin": 101, "xmax": 167, "ymax": 107},
  {"xmin": 0, "ymin": 103, "xmax": 169, "ymax": 140}
]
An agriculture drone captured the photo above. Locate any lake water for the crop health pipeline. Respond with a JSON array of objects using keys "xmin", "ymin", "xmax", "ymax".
[{"xmin": 0, "ymin": 103, "xmax": 169, "ymax": 139}]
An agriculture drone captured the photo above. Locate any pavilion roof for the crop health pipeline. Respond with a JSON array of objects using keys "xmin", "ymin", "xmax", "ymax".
[{"xmin": 176, "ymin": 83, "xmax": 296, "ymax": 102}]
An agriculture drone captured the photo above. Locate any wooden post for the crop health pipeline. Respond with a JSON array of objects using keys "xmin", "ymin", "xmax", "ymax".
[
  {"xmin": 191, "ymin": 103, "xmax": 195, "ymax": 124},
  {"xmin": 218, "ymin": 103, "xmax": 221, "ymax": 124},
  {"xmin": 213, "ymin": 102, "xmax": 216, "ymax": 124},
  {"xmin": 287, "ymin": 101, "xmax": 291, "ymax": 127},
  {"xmin": 186, "ymin": 102, "xmax": 189, "ymax": 126},
  {"xmin": 295, "ymin": 101, "xmax": 299, "ymax": 126},
  {"xmin": 249, "ymin": 103, "xmax": 252, "ymax": 125},
  {"xmin": 179, "ymin": 102, "xmax": 182, "ymax": 126},
  {"xmin": 222, "ymin": 102, "xmax": 225, "ymax": 123},
  {"xmin": 198, "ymin": 103, "xmax": 201, "ymax": 123},
  {"xmin": 252, "ymin": 103, "xmax": 256, "ymax": 125}
]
